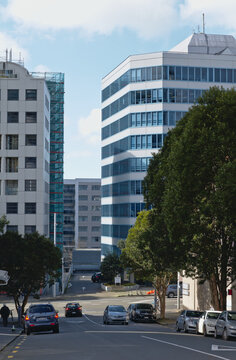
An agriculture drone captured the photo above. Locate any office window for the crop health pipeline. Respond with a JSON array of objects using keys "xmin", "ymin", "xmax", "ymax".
[
  {"xmin": 25, "ymin": 134, "xmax": 37, "ymax": 146},
  {"xmin": 92, "ymin": 236, "xmax": 100, "ymax": 242},
  {"xmin": 6, "ymin": 202, "xmax": 18, "ymax": 214},
  {"xmin": 79, "ymin": 205, "xmax": 88, "ymax": 211},
  {"xmin": 79, "ymin": 185, "xmax": 88, "ymax": 190},
  {"xmin": 25, "ymin": 180, "xmax": 37, "ymax": 191},
  {"xmin": 8, "ymin": 89, "xmax": 19, "ymax": 100},
  {"xmin": 7, "ymin": 225, "xmax": 18, "ymax": 232},
  {"xmin": 25, "ymin": 202, "xmax": 36, "ymax": 214},
  {"xmin": 78, "ymin": 216, "xmax": 88, "ymax": 222},
  {"xmin": 78, "ymin": 226, "xmax": 88, "ymax": 232},
  {"xmin": 25, "ymin": 225, "xmax": 36, "ymax": 234},
  {"xmin": 92, "ymin": 226, "xmax": 100, "ymax": 232},
  {"xmin": 26, "ymin": 89, "xmax": 37, "ymax": 100},
  {"xmin": 45, "ymin": 139, "xmax": 49, "ymax": 152},
  {"xmin": 25, "ymin": 157, "xmax": 36, "ymax": 169},
  {"xmin": 7, "ymin": 112, "xmax": 19, "ymax": 123},
  {"xmin": 79, "ymin": 195, "xmax": 88, "ymax": 201},
  {"xmin": 79, "ymin": 236, "xmax": 87, "ymax": 242},
  {"xmin": 5, "ymin": 180, "xmax": 18, "ymax": 195},
  {"xmin": 91, "ymin": 205, "xmax": 101, "ymax": 211},
  {"xmin": 92, "ymin": 195, "xmax": 100, "ymax": 201},
  {"xmin": 92, "ymin": 216, "xmax": 100, "ymax": 221},
  {"xmin": 92, "ymin": 185, "xmax": 100, "ymax": 190},
  {"xmin": 6, "ymin": 158, "xmax": 18, "ymax": 172},
  {"xmin": 45, "ymin": 116, "xmax": 49, "ymax": 130},
  {"xmin": 25, "ymin": 112, "xmax": 37, "ymax": 123},
  {"xmin": 45, "ymin": 95, "xmax": 49, "ymax": 111},
  {"xmin": 6, "ymin": 135, "xmax": 18, "ymax": 149}
]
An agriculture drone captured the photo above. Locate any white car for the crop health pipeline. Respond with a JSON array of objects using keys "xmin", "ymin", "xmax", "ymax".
[{"xmin": 196, "ymin": 310, "xmax": 221, "ymax": 336}]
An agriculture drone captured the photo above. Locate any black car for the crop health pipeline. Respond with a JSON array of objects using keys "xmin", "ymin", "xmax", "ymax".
[
  {"xmin": 23, "ymin": 303, "xmax": 59, "ymax": 335},
  {"xmin": 129, "ymin": 303, "xmax": 155, "ymax": 322},
  {"xmin": 65, "ymin": 303, "xmax": 82, "ymax": 317},
  {"xmin": 91, "ymin": 272, "xmax": 102, "ymax": 283}
]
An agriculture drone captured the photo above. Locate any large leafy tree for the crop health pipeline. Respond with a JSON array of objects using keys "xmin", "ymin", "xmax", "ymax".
[
  {"xmin": 144, "ymin": 87, "xmax": 236, "ymax": 310},
  {"xmin": 0, "ymin": 215, "xmax": 8, "ymax": 234},
  {"xmin": 121, "ymin": 210, "xmax": 177, "ymax": 319},
  {"xmin": 0, "ymin": 231, "xmax": 62, "ymax": 313}
]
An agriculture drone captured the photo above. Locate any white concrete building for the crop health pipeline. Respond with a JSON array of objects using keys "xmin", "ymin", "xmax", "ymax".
[
  {"xmin": 0, "ymin": 61, "xmax": 50, "ymax": 236},
  {"xmin": 63, "ymin": 178, "xmax": 101, "ymax": 252},
  {"xmin": 101, "ymin": 32, "xmax": 236, "ymax": 309}
]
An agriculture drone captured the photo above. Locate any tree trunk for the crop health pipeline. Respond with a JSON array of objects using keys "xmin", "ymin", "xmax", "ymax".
[{"xmin": 154, "ymin": 274, "xmax": 169, "ymax": 319}]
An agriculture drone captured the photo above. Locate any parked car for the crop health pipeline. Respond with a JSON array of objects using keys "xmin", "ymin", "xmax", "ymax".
[
  {"xmin": 91, "ymin": 272, "xmax": 102, "ymax": 283},
  {"xmin": 127, "ymin": 303, "xmax": 136, "ymax": 320},
  {"xmin": 215, "ymin": 311, "xmax": 236, "ymax": 340},
  {"xmin": 196, "ymin": 310, "xmax": 221, "ymax": 336},
  {"xmin": 129, "ymin": 303, "xmax": 155, "ymax": 322},
  {"xmin": 65, "ymin": 303, "xmax": 82, "ymax": 317},
  {"xmin": 23, "ymin": 303, "xmax": 59, "ymax": 335},
  {"xmin": 103, "ymin": 305, "xmax": 128, "ymax": 325},
  {"xmin": 176, "ymin": 310, "xmax": 203, "ymax": 332},
  {"xmin": 166, "ymin": 284, "xmax": 182, "ymax": 298}
]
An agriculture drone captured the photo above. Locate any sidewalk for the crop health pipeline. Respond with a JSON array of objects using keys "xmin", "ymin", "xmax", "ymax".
[{"xmin": 0, "ymin": 320, "xmax": 23, "ymax": 352}]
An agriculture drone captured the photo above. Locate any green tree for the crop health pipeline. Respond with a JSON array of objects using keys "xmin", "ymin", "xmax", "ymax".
[
  {"xmin": 0, "ymin": 231, "xmax": 62, "ymax": 313},
  {"xmin": 100, "ymin": 253, "xmax": 123, "ymax": 284},
  {"xmin": 0, "ymin": 215, "xmax": 9, "ymax": 234},
  {"xmin": 121, "ymin": 210, "xmax": 177, "ymax": 319},
  {"xmin": 144, "ymin": 87, "xmax": 236, "ymax": 310}
]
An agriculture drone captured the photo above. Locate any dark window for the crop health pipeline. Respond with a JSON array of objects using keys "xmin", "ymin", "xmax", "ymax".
[
  {"xmin": 6, "ymin": 158, "xmax": 18, "ymax": 172},
  {"xmin": 6, "ymin": 202, "xmax": 18, "ymax": 214},
  {"xmin": 7, "ymin": 225, "xmax": 18, "ymax": 232},
  {"xmin": 25, "ymin": 203, "xmax": 36, "ymax": 214},
  {"xmin": 25, "ymin": 180, "xmax": 37, "ymax": 191},
  {"xmin": 5, "ymin": 180, "xmax": 18, "ymax": 195},
  {"xmin": 8, "ymin": 89, "xmax": 19, "ymax": 100},
  {"xmin": 25, "ymin": 225, "xmax": 36, "ymax": 234},
  {"xmin": 25, "ymin": 135, "xmax": 37, "ymax": 146},
  {"xmin": 6, "ymin": 135, "xmax": 18, "ymax": 149},
  {"xmin": 7, "ymin": 112, "xmax": 19, "ymax": 123},
  {"xmin": 25, "ymin": 157, "xmax": 37, "ymax": 169},
  {"xmin": 26, "ymin": 89, "xmax": 37, "ymax": 100},
  {"xmin": 25, "ymin": 112, "xmax": 37, "ymax": 123}
]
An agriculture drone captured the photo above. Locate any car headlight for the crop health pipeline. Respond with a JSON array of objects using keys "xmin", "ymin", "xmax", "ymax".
[{"xmin": 229, "ymin": 326, "xmax": 236, "ymax": 330}]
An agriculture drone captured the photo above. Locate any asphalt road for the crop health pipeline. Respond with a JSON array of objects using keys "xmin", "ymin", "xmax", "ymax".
[{"xmin": 0, "ymin": 273, "xmax": 235, "ymax": 360}]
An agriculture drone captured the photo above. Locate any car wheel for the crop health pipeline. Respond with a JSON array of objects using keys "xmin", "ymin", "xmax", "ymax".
[
  {"xmin": 214, "ymin": 328, "xmax": 219, "ymax": 339},
  {"xmin": 168, "ymin": 292, "xmax": 174, "ymax": 298},
  {"xmin": 176, "ymin": 323, "xmax": 181, "ymax": 332},
  {"xmin": 53, "ymin": 325, "xmax": 59, "ymax": 333},
  {"xmin": 125, "ymin": 322, "xmax": 128, "ymax": 325},
  {"xmin": 26, "ymin": 328, "xmax": 30, "ymax": 336},
  {"xmin": 203, "ymin": 325, "xmax": 207, "ymax": 337},
  {"xmin": 184, "ymin": 323, "xmax": 188, "ymax": 333},
  {"xmin": 222, "ymin": 328, "xmax": 229, "ymax": 341},
  {"xmin": 195, "ymin": 325, "xmax": 199, "ymax": 335}
]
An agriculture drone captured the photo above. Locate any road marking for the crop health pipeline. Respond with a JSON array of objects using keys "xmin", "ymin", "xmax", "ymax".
[
  {"xmin": 142, "ymin": 336, "xmax": 231, "ymax": 360},
  {"xmin": 83, "ymin": 313, "xmax": 104, "ymax": 327},
  {"xmin": 7, "ymin": 356, "xmax": 13, "ymax": 359},
  {"xmin": 212, "ymin": 345, "xmax": 236, "ymax": 352},
  {"xmin": 85, "ymin": 331, "xmax": 184, "ymax": 335},
  {"xmin": 12, "ymin": 351, "xmax": 18, "ymax": 353}
]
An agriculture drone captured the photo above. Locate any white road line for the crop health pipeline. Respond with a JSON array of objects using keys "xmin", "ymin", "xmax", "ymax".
[
  {"xmin": 142, "ymin": 335, "xmax": 231, "ymax": 360},
  {"xmin": 212, "ymin": 345, "xmax": 236, "ymax": 352},
  {"xmin": 83, "ymin": 313, "xmax": 104, "ymax": 327},
  {"xmin": 85, "ymin": 331, "xmax": 184, "ymax": 335}
]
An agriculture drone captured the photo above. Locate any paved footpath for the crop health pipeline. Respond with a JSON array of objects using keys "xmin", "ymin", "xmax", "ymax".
[{"xmin": 0, "ymin": 320, "xmax": 22, "ymax": 352}]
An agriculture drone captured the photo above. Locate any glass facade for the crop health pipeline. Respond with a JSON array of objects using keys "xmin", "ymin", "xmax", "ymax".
[{"xmin": 102, "ymin": 65, "xmax": 236, "ymax": 102}]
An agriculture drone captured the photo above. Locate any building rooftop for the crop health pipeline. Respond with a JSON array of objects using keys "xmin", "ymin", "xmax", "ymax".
[{"xmin": 171, "ymin": 33, "xmax": 236, "ymax": 55}]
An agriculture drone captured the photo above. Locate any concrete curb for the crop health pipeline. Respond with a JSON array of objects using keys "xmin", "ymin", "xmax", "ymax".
[{"xmin": 0, "ymin": 329, "xmax": 23, "ymax": 353}]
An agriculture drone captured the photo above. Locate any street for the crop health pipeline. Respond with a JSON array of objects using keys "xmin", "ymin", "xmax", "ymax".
[{"xmin": 0, "ymin": 273, "xmax": 235, "ymax": 360}]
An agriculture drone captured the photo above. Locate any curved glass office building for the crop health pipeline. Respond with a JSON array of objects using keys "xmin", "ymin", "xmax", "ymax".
[{"xmin": 101, "ymin": 33, "xmax": 236, "ymax": 257}]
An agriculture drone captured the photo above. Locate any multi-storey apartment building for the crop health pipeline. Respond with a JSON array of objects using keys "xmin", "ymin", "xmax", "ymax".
[
  {"xmin": 101, "ymin": 33, "xmax": 236, "ymax": 257},
  {"xmin": 63, "ymin": 178, "xmax": 101, "ymax": 253},
  {"xmin": 0, "ymin": 59, "xmax": 64, "ymax": 245}
]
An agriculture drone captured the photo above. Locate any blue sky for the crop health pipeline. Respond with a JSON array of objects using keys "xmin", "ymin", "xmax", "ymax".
[{"xmin": 0, "ymin": 0, "xmax": 235, "ymax": 179}]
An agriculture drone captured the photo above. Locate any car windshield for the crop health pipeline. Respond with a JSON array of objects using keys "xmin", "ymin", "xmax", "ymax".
[
  {"xmin": 228, "ymin": 312, "xmax": 236, "ymax": 321},
  {"xmin": 206, "ymin": 312, "xmax": 220, "ymax": 319},
  {"xmin": 29, "ymin": 305, "xmax": 54, "ymax": 314},
  {"xmin": 108, "ymin": 306, "xmax": 125, "ymax": 312},
  {"xmin": 186, "ymin": 311, "xmax": 202, "ymax": 318},
  {"xmin": 67, "ymin": 304, "xmax": 79, "ymax": 308},
  {"xmin": 136, "ymin": 304, "xmax": 153, "ymax": 309}
]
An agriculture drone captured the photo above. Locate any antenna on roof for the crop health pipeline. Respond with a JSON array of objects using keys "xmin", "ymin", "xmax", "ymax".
[{"xmin": 202, "ymin": 13, "xmax": 205, "ymax": 34}]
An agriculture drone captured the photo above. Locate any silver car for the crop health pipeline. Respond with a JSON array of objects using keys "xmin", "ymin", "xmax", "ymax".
[
  {"xmin": 103, "ymin": 305, "xmax": 128, "ymax": 325},
  {"xmin": 215, "ymin": 311, "xmax": 236, "ymax": 340},
  {"xmin": 176, "ymin": 310, "xmax": 203, "ymax": 332},
  {"xmin": 196, "ymin": 310, "xmax": 221, "ymax": 336}
]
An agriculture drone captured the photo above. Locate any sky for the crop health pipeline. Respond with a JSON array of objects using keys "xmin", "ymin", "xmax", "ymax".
[{"xmin": 0, "ymin": 0, "xmax": 236, "ymax": 179}]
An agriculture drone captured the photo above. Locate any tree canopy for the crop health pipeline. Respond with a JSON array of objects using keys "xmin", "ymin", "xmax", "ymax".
[
  {"xmin": 100, "ymin": 253, "xmax": 123, "ymax": 284},
  {"xmin": 143, "ymin": 87, "xmax": 236, "ymax": 310},
  {"xmin": 0, "ymin": 215, "xmax": 8, "ymax": 234},
  {"xmin": 0, "ymin": 231, "xmax": 62, "ymax": 313}
]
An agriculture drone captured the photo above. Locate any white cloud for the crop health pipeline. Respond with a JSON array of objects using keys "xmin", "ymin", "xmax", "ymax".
[
  {"xmin": 0, "ymin": 32, "xmax": 29, "ymax": 61},
  {"xmin": 33, "ymin": 64, "xmax": 51, "ymax": 73},
  {"xmin": 1, "ymin": 0, "xmax": 178, "ymax": 39},
  {"xmin": 180, "ymin": 0, "xmax": 236, "ymax": 33},
  {"xmin": 78, "ymin": 108, "xmax": 100, "ymax": 145}
]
